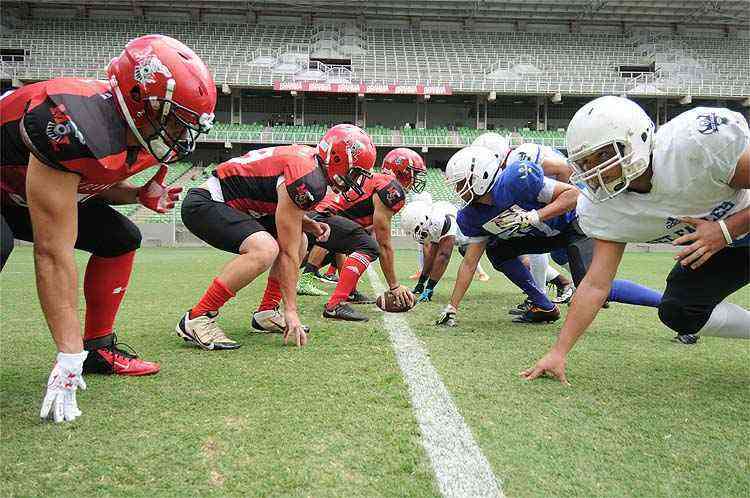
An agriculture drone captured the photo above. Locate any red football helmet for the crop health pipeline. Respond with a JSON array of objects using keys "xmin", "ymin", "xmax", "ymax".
[
  {"xmin": 382, "ymin": 148, "xmax": 426, "ymax": 193},
  {"xmin": 316, "ymin": 124, "xmax": 376, "ymax": 201},
  {"xmin": 107, "ymin": 34, "xmax": 217, "ymax": 163}
]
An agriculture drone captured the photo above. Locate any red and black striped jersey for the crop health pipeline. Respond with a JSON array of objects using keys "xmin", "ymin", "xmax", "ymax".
[
  {"xmin": 212, "ymin": 145, "xmax": 328, "ymax": 216},
  {"xmin": 314, "ymin": 172, "xmax": 406, "ymax": 227},
  {"xmin": 1, "ymin": 78, "xmax": 160, "ymax": 205}
]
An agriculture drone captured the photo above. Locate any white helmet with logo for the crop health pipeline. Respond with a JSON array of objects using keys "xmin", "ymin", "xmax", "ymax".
[
  {"xmin": 472, "ymin": 132, "xmax": 510, "ymax": 164},
  {"xmin": 567, "ymin": 96, "xmax": 655, "ymax": 203},
  {"xmin": 400, "ymin": 200, "xmax": 432, "ymax": 243},
  {"xmin": 445, "ymin": 146, "xmax": 500, "ymax": 204}
]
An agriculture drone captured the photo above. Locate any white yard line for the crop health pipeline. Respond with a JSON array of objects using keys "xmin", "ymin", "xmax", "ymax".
[{"xmin": 367, "ymin": 267, "xmax": 504, "ymax": 498}]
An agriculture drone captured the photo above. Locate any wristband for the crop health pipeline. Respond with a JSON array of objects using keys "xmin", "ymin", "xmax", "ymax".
[
  {"xmin": 425, "ymin": 279, "xmax": 439, "ymax": 291},
  {"xmin": 389, "ymin": 284, "xmax": 400, "ymax": 291},
  {"xmin": 718, "ymin": 219, "xmax": 733, "ymax": 245}
]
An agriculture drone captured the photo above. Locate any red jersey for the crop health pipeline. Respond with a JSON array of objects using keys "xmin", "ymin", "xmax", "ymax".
[
  {"xmin": 314, "ymin": 172, "xmax": 406, "ymax": 227},
  {"xmin": 212, "ymin": 145, "xmax": 328, "ymax": 216},
  {"xmin": 0, "ymin": 78, "xmax": 160, "ymax": 206}
]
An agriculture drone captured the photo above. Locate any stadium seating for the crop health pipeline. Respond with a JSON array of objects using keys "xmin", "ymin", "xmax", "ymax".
[{"xmin": 2, "ymin": 18, "xmax": 747, "ymax": 97}]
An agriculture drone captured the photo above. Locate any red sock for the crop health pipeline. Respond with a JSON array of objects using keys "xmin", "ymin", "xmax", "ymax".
[
  {"xmin": 325, "ymin": 264, "xmax": 337, "ymax": 276},
  {"xmin": 190, "ymin": 278, "xmax": 235, "ymax": 318},
  {"xmin": 83, "ymin": 251, "xmax": 136, "ymax": 341},
  {"xmin": 326, "ymin": 252, "xmax": 371, "ymax": 309},
  {"xmin": 257, "ymin": 277, "xmax": 282, "ymax": 312}
]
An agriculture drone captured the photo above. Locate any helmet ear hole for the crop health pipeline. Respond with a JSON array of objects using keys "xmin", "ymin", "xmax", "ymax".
[
  {"xmin": 130, "ymin": 86, "xmax": 141, "ymax": 101},
  {"xmin": 641, "ymin": 132, "xmax": 648, "ymax": 142}
]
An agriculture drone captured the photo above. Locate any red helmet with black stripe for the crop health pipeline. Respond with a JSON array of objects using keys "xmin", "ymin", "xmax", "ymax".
[
  {"xmin": 316, "ymin": 124, "xmax": 376, "ymax": 201},
  {"xmin": 106, "ymin": 34, "xmax": 217, "ymax": 163},
  {"xmin": 382, "ymin": 147, "xmax": 426, "ymax": 193}
]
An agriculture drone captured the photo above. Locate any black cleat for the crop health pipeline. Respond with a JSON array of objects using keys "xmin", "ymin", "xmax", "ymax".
[
  {"xmin": 512, "ymin": 305, "xmax": 561, "ymax": 324},
  {"xmin": 315, "ymin": 270, "xmax": 339, "ymax": 284},
  {"xmin": 509, "ymin": 298, "xmax": 532, "ymax": 316},
  {"xmin": 347, "ymin": 289, "xmax": 375, "ymax": 305},
  {"xmin": 673, "ymin": 334, "xmax": 700, "ymax": 345},
  {"xmin": 323, "ymin": 303, "xmax": 369, "ymax": 322}
]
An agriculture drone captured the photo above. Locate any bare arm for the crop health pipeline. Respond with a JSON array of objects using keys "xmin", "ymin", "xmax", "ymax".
[
  {"xmin": 725, "ymin": 145, "xmax": 750, "ymax": 238},
  {"xmin": 428, "ymin": 236, "xmax": 455, "ymax": 283},
  {"xmin": 275, "ymin": 183, "xmax": 307, "ymax": 345},
  {"xmin": 522, "ymin": 239, "xmax": 625, "ymax": 383},
  {"xmin": 372, "ymin": 195, "xmax": 398, "ymax": 288},
  {"xmin": 421, "ymin": 242, "xmax": 436, "ymax": 276},
  {"xmin": 536, "ymin": 181, "xmax": 579, "ymax": 222},
  {"xmin": 448, "ymin": 240, "xmax": 487, "ymax": 309},
  {"xmin": 25, "ymin": 156, "xmax": 83, "ymax": 354},
  {"xmin": 541, "ymin": 155, "xmax": 572, "ymax": 183}
]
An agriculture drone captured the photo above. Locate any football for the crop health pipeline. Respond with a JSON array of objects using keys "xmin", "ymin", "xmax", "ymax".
[{"xmin": 376, "ymin": 291, "xmax": 416, "ymax": 313}]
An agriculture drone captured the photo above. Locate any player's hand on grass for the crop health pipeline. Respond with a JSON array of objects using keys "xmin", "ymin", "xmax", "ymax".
[
  {"xmin": 417, "ymin": 288, "xmax": 433, "ymax": 303},
  {"xmin": 40, "ymin": 351, "xmax": 88, "ymax": 423},
  {"xmin": 283, "ymin": 311, "xmax": 308, "ymax": 347},
  {"xmin": 390, "ymin": 285, "xmax": 415, "ymax": 309},
  {"xmin": 673, "ymin": 217, "xmax": 728, "ymax": 269},
  {"xmin": 138, "ymin": 165, "xmax": 183, "ymax": 213},
  {"xmin": 520, "ymin": 350, "xmax": 570, "ymax": 385},
  {"xmin": 436, "ymin": 304, "xmax": 457, "ymax": 327}
]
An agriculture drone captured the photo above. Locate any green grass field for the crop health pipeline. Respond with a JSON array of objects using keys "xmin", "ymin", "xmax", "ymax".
[{"xmin": 1, "ymin": 247, "xmax": 748, "ymax": 497}]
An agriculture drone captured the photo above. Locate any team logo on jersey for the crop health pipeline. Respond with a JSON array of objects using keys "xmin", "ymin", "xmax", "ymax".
[
  {"xmin": 696, "ymin": 113, "xmax": 728, "ymax": 135},
  {"xmin": 664, "ymin": 217, "xmax": 680, "ymax": 230},
  {"xmin": 293, "ymin": 183, "xmax": 314, "ymax": 208},
  {"xmin": 46, "ymin": 104, "xmax": 85, "ymax": 148},
  {"xmin": 134, "ymin": 55, "xmax": 173, "ymax": 87}
]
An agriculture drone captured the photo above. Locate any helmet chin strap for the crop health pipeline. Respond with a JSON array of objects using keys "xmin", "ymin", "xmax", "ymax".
[{"xmin": 110, "ymin": 77, "xmax": 151, "ymax": 152}]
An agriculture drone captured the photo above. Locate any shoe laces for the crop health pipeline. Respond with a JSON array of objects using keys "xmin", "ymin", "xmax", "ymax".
[
  {"xmin": 201, "ymin": 314, "xmax": 231, "ymax": 342},
  {"xmin": 105, "ymin": 332, "xmax": 139, "ymax": 360}
]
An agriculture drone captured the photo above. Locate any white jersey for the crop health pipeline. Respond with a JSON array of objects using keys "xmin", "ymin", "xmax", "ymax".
[
  {"xmin": 424, "ymin": 201, "xmax": 459, "ymax": 243},
  {"xmin": 506, "ymin": 143, "xmax": 564, "ymax": 167},
  {"xmin": 577, "ymin": 107, "xmax": 750, "ymax": 244}
]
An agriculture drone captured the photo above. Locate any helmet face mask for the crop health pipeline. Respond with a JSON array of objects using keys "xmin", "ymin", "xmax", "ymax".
[
  {"xmin": 566, "ymin": 95, "xmax": 654, "ymax": 203},
  {"xmin": 140, "ymin": 96, "xmax": 214, "ymax": 163},
  {"xmin": 316, "ymin": 124, "xmax": 376, "ymax": 200},
  {"xmin": 382, "ymin": 148, "xmax": 427, "ymax": 193},
  {"xmin": 400, "ymin": 201, "xmax": 432, "ymax": 243}
]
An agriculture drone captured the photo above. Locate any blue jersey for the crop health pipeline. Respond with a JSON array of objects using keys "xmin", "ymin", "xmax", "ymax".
[{"xmin": 457, "ymin": 159, "xmax": 577, "ymax": 242}]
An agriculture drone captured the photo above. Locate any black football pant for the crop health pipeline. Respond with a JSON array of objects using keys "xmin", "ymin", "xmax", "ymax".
[
  {"xmin": 659, "ymin": 245, "xmax": 750, "ymax": 335},
  {"xmin": 306, "ymin": 212, "xmax": 380, "ymax": 261},
  {"xmin": 0, "ymin": 200, "xmax": 142, "ymax": 270}
]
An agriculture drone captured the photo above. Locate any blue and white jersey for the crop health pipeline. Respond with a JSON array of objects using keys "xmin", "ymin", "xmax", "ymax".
[{"xmin": 457, "ymin": 159, "xmax": 576, "ymax": 243}]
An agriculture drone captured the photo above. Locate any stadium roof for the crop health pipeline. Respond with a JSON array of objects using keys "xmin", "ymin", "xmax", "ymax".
[{"xmin": 6, "ymin": 0, "xmax": 750, "ymax": 29}]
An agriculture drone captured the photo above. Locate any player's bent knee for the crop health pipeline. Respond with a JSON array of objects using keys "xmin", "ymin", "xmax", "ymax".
[
  {"xmin": 360, "ymin": 236, "xmax": 380, "ymax": 261},
  {"xmin": 658, "ymin": 296, "xmax": 706, "ymax": 335},
  {"xmin": 96, "ymin": 221, "xmax": 142, "ymax": 257},
  {"xmin": 240, "ymin": 231, "xmax": 279, "ymax": 267}
]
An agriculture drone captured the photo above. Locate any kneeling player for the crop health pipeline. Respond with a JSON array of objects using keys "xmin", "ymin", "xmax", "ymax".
[{"xmin": 177, "ymin": 125, "xmax": 376, "ymax": 347}]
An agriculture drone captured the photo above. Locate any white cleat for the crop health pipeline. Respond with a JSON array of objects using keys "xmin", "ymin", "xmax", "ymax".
[
  {"xmin": 176, "ymin": 311, "xmax": 240, "ymax": 350},
  {"xmin": 251, "ymin": 308, "xmax": 286, "ymax": 334}
]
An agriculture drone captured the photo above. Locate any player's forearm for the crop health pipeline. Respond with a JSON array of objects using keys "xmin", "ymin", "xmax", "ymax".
[
  {"xmin": 725, "ymin": 207, "xmax": 750, "ymax": 239},
  {"xmin": 33, "ymin": 245, "xmax": 83, "ymax": 353},
  {"xmin": 537, "ymin": 188, "xmax": 578, "ymax": 222},
  {"xmin": 430, "ymin": 249, "xmax": 452, "ymax": 282},
  {"xmin": 301, "ymin": 215, "xmax": 320, "ymax": 234},
  {"xmin": 99, "ymin": 181, "xmax": 140, "ymax": 205},
  {"xmin": 551, "ymin": 279, "xmax": 610, "ymax": 355},
  {"xmin": 449, "ymin": 259, "xmax": 478, "ymax": 309},
  {"xmin": 421, "ymin": 243, "xmax": 436, "ymax": 276},
  {"xmin": 277, "ymin": 249, "xmax": 300, "ymax": 313},
  {"xmin": 379, "ymin": 242, "xmax": 399, "ymax": 288}
]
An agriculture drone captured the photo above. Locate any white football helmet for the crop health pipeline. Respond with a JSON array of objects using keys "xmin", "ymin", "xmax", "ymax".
[
  {"xmin": 412, "ymin": 191, "xmax": 433, "ymax": 204},
  {"xmin": 472, "ymin": 132, "xmax": 511, "ymax": 164},
  {"xmin": 400, "ymin": 200, "xmax": 432, "ymax": 243},
  {"xmin": 445, "ymin": 146, "xmax": 501, "ymax": 204},
  {"xmin": 567, "ymin": 96, "xmax": 655, "ymax": 203}
]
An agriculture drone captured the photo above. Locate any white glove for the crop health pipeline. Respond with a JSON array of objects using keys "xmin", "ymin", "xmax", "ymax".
[
  {"xmin": 486, "ymin": 205, "xmax": 540, "ymax": 236},
  {"xmin": 436, "ymin": 304, "xmax": 457, "ymax": 327},
  {"xmin": 40, "ymin": 351, "xmax": 88, "ymax": 423}
]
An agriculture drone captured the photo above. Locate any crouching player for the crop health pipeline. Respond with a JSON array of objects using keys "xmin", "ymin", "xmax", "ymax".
[
  {"xmin": 437, "ymin": 146, "xmax": 662, "ymax": 327},
  {"xmin": 177, "ymin": 125, "xmax": 375, "ymax": 347},
  {"xmin": 524, "ymin": 98, "xmax": 750, "ymax": 383},
  {"xmin": 269, "ymin": 147, "xmax": 423, "ymax": 322}
]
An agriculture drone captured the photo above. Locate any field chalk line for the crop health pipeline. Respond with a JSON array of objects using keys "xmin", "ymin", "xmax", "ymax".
[{"xmin": 367, "ymin": 266, "xmax": 504, "ymax": 498}]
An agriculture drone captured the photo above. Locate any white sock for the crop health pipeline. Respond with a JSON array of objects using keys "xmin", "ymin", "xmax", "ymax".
[
  {"xmin": 476, "ymin": 261, "xmax": 487, "ymax": 276},
  {"xmin": 527, "ymin": 253, "xmax": 549, "ymax": 291},
  {"xmin": 698, "ymin": 301, "xmax": 750, "ymax": 339},
  {"xmin": 545, "ymin": 265, "xmax": 560, "ymax": 283}
]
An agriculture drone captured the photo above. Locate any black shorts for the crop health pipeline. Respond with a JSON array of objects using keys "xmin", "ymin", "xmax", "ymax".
[
  {"xmin": 307, "ymin": 212, "xmax": 379, "ymax": 260},
  {"xmin": 181, "ymin": 188, "xmax": 276, "ymax": 254},
  {"xmin": 1, "ymin": 199, "xmax": 142, "ymax": 269},
  {"xmin": 485, "ymin": 220, "xmax": 593, "ymax": 285}
]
